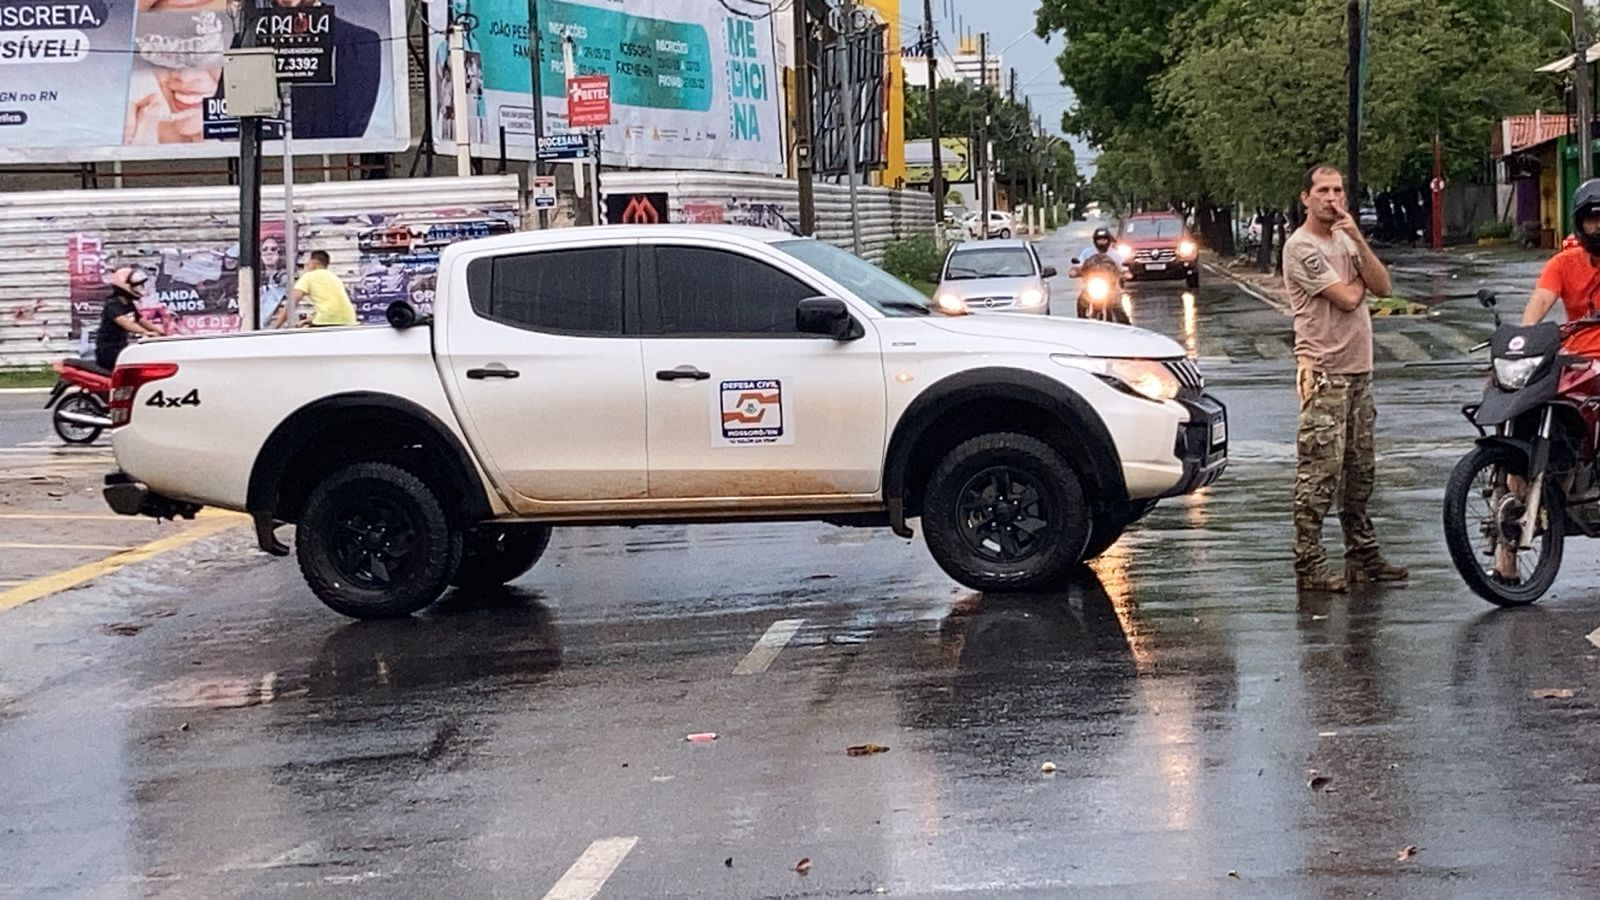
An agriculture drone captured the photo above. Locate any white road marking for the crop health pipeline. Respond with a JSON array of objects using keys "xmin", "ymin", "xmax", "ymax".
[
  {"xmin": 260, "ymin": 671, "xmax": 278, "ymax": 704},
  {"xmin": 732, "ymin": 618, "xmax": 805, "ymax": 675},
  {"xmin": 1374, "ymin": 331, "xmax": 1429, "ymax": 363},
  {"xmin": 542, "ymin": 837, "xmax": 639, "ymax": 900},
  {"xmin": 1588, "ymin": 627, "xmax": 1600, "ymax": 650}
]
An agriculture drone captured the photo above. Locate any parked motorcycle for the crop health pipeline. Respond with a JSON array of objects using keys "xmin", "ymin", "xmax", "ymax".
[
  {"xmin": 1070, "ymin": 257, "xmax": 1132, "ymax": 324},
  {"xmin": 44, "ymin": 358, "xmax": 113, "ymax": 444},
  {"xmin": 1442, "ymin": 289, "xmax": 1600, "ymax": 606}
]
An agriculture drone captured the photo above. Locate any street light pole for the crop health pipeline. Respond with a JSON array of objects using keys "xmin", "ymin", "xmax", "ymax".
[
  {"xmin": 1574, "ymin": 0, "xmax": 1593, "ymax": 182},
  {"xmin": 921, "ymin": 0, "xmax": 944, "ymax": 231},
  {"xmin": 793, "ymin": 0, "xmax": 817, "ymax": 234},
  {"xmin": 835, "ymin": 1, "xmax": 866, "ymax": 255},
  {"xmin": 526, "ymin": 0, "xmax": 549, "ymax": 228}
]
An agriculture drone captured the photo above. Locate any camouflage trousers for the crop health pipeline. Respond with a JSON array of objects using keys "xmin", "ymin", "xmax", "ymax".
[{"xmin": 1294, "ymin": 362, "xmax": 1381, "ymax": 573}]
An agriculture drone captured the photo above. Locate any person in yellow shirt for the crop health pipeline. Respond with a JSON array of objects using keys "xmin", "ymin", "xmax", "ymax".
[{"xmin": 273, "ymin": 250, "xmax": 358, "ymax": 327}]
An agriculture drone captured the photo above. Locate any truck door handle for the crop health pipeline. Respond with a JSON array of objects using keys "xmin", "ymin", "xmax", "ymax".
[
  {"xmin": 466, "ymin": 365, "xmax": 520, "ymax": 380},
  {"xmin": 656, "ymin": 366, "xmax": 710, "ymax": 382}
]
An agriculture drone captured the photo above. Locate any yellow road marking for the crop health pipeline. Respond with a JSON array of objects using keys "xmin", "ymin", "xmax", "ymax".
[
  {"xmin": 0, "ymin": 542, "xmax": 130, "ymax": 551},
  {"xmin": 0, "ymin": 513, "xmax": 248, "ymax": 613}
]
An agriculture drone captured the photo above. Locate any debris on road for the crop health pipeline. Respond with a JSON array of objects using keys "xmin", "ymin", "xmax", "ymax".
[
  {"xmin": 724, "ymin": 857, "xmax": 733, "ymax": 868},
  {"xmin": 846, "ymin": 743, "xmax": 890, "ymax": 757},
  {"xmin": 1397, "ymin": 845, "xmax": 1419, "ymax": 862},
  {"xmin": 794, "ymin": 857, "xmax": 812, "ymax": 875},
  {"xmin": 686, "ymin": 732, "xmax": 718, "ymax": 743},
  {"xmin": 1041, "ymin": 761, "xmax": 1058, "ymax": 774},
  {"xmin": 1307, "ymin": 772, "xmax": 1333, "ymax": 792},
  {"xmin": 1532, "ymin": 688, "xmax": 1575, "ymax": 700}
]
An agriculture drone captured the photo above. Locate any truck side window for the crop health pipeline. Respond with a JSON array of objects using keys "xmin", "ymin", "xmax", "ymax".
[
  {"xmin": 652, "ymin": 247, "xmax": 816, "ymax": 336},
  {"xmin": 467, "ymin": 247, "xmax": 625, "ymax": 335}
]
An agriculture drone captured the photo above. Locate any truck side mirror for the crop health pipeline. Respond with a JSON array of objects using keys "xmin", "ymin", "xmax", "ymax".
[{"xmin": 796, "ymin": 297, "xmax": 859, "ymax": 340}]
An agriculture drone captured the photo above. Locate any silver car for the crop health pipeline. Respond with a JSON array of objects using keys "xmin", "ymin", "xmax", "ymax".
[{"xmin": 932, "ymin": 239, "xmax": 1056, "ymax": 315}]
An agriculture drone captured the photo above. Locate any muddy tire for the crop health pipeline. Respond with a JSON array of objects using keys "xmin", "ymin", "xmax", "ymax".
[
  {"xmin": 922, "ymin": 432, "xmax": 1090, "ymax": 592},
  {"xmin": 452, "ymin": 525, "xmax": 551, "ymax": 589},
  {"xmin": 1442, "ymin": 444, "xmax": 1563, "ymax": 607},
  {"xmin": 296, "ymin": 462, "xmax": 461, "ymax": 619}
]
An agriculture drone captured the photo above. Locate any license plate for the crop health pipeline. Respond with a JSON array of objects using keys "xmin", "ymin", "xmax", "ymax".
[
  {"xmin": 1211, "ymin": 414, "xmax": 1227, "ymax": 446},
  {"xmin": 1145, "ymin": 263, "xmax": 1167, "ymax": 271}
]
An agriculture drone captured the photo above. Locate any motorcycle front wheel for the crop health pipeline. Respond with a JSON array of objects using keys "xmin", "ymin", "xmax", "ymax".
[{"xmin": 1442, "ymin": 443, "xmax": 1564, "ymax": 607}]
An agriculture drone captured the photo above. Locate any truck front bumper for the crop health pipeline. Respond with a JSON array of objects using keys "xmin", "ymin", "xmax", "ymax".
[{"xmin": 1161, "ymin": 393, "xmax": 1228, "ymax": 497}]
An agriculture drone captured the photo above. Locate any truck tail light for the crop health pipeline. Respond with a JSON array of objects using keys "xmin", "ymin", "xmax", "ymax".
[{"xmin": 109, "ymin": 362, "xmax": 179, "ymax": 427}]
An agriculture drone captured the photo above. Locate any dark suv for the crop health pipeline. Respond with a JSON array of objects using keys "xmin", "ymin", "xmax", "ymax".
[{"xmin": 1117, "ymin": 213, "xmax": 1199, "ymax": 288}]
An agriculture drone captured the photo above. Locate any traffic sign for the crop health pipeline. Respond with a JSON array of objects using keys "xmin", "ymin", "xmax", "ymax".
[
  {"xmin": 567, "ymin": 75, "xmax": 611, "ymax": 128},
  {"xmin": 532, "ymin": 176, "xmax": 557, "ymax": 209},
  {"xmin": 538, "ymin": 133, "xmax": 590, "ymax": 162}
]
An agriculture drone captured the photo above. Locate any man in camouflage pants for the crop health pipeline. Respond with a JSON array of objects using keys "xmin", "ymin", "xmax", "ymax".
[{"xmin": 1282, "ymin": 164, "xmax": 1409, "ymax": 592}]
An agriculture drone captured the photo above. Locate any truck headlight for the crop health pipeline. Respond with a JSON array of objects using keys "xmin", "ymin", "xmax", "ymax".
[
  {"xmin": 1053, "ymin": 355, "xmax": 1181, "ymax": 403},
  {"xmin": 1493, "ymin": 356, "xmax": 1543, "ymax": 389},
  {"xmin": 1178, "ymin": 239, "xmax": 1198, "ymax": 258}
]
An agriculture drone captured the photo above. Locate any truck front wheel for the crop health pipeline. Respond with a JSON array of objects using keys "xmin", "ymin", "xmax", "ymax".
[
  {"xmin": 922, "ymin": 433, "xmax": 1090, "ymax": 592},
  {"xmin": 452, "ymin": 525, "xmax": 551, "ymax": 589},
  {"xmin": 296, "ymin": 462, "xmax": 461, "ymax": 619}
]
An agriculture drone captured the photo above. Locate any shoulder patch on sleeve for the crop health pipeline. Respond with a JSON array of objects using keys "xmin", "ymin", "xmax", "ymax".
[{"xmin": 1303, "ymin": 252, "xmax": 1325, "ymax": 275}]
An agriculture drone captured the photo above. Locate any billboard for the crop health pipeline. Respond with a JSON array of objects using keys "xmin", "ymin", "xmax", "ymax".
[
  {"xmin": 0, "ymin": 0, "xmax": 410, "ymax": 164},
  {"xmin": 427, "ymin": 0, "xmax": 784, "ymax": 174},
  {"xmin": 904, "ymin": 138, "xmax": 972, "ymax": 186}
]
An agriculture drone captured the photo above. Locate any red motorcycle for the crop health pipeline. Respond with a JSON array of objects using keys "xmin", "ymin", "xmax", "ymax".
[
  {"xmin": 1443, "ymin": 290, "xmax": 1600, "ymax": 606},
  {"xmin": 43, "ymin": 357, "xmax": 113, "ymax": 444}
]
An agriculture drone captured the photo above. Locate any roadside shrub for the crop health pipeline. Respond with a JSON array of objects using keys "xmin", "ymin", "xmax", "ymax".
[
  {"xmin": 882, "ymin": 234, "xmax": 943, "ymax": 283},
  {"xmin": 1476, "ymin": 220, "xmax": 1513, "ymax": 241}
]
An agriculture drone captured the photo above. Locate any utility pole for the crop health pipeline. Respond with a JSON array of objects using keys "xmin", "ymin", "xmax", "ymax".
[
  {"xmin": 1008, "ymin": 67, "xmax": 1016, "ymax": 104},
  {"xmin": 238, "ymin": 11, "xmax": 264, "ymax": 331},
  {"xmin": 1574, "ymin": 0, "xmax": 1593, "ymax": 182},
  {"xmin": 1346, "ymin": 0, "xmax": 1361, "ymax": 200},
  {"xmin": 979, "ymin": 31, "xmax": 990, "ymax": 238},
  {"xmin": 921, "ymin": 0, "xmax": 944, "ymax": 230},
  {"xmin": 793, "ymin": 0, "xmax": 817, "ymax": 234},
  {"xmin": 526, "ymin": 0, "xmax": 549, "ymax": 228},
  {"xmin": 835, "ymin": 1, "xmax": 866, "ymax": 255}
]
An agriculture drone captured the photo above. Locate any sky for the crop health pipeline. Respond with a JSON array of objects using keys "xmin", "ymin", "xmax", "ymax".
[{"xmin": 898, "ymin": 0, "xmax": 1097, "ymax": 176}]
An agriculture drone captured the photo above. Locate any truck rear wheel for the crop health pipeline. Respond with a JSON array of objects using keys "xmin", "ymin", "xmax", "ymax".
[
  {"xmin": 452, "ymin": 525, "xmax": 551, "ymax": 589},
  {"xmin": 922, "ymin": 433, "xmax": 1090, "ymax": 592},
  {"xmin": 296, "ymin": 462, "xmax": 461, "ymax": 619}
]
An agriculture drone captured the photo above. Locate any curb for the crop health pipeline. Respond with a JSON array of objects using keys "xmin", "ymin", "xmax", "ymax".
[
  {"xmin": 1204, "ymin": 263, "xmax": 1290, "ymax": 315},
  {"xmin": 0, "ymin": 387, "xmax": 49, "ymax": 395}
]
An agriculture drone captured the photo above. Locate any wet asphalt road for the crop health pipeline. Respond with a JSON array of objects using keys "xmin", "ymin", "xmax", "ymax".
[{"xmin": 4, "ymin": 236, "xmax": 1600, "ymax": 897}]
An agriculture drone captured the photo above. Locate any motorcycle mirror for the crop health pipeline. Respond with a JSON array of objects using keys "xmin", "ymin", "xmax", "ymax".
[{"xmin": 1476, "ymin": 288, "xmax": 1498, "ymax": 308}]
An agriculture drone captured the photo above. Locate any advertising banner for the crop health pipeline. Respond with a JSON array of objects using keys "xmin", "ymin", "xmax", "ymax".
[
  {"xmin": 0, "ymin": 0, "xmax": 410, "ymax": 164},
  {"xmin": 349, "ymin": 214, "xmax": 517, "ymax": 323},
  {"xmin": 427, "ymin": 0, "xmax": 784, "ymax": 174}
]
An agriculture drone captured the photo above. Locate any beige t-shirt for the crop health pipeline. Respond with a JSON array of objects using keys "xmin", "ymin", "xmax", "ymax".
[{"xmin": 1283, "ymin": 227, "xmax": 1372, "ymax": 374}]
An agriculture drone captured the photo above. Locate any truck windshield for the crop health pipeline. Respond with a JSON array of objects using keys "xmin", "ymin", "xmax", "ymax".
[{"xmin": 771, "ymin": 239, "xmax": 933, "ymax": 317}]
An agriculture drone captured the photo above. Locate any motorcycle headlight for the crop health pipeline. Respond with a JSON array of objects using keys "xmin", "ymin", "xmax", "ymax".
[
  {"xmin": 1493, "ymin": 356, "xmax": 1544, "ymax": 389},
  {"xmin": 1016, "ymin": 286, "xmax": 1047, "ymax": 307},
  {"xmin": 1178, "ymin": 239, "xmax": 1198, "ymax": 258},
  {"xmin": 1086, "ymin": 277, "xmax": 1111, "ymax": 302},
  {"xmin": 1052, "ymin": 355, "xmax": 1180, "ymax": 403}
]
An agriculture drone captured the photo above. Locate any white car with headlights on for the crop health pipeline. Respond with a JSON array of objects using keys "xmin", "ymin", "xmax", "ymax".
[{"xmin": 932, "ymin": 239, "xmax": 1056, "ymax": 316}]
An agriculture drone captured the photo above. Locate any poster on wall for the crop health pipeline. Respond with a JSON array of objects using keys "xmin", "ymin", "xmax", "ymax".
[
  {"xmin": 0, "ymin": 0, "xmax": 410, "ymax": 164},
  {"xmin": 67, "ymin": 223, "xmax": 289, "ymax": 351},
  {"xmin": 426, "ymin": 0, "xmax": 784, "ymax": 174},
  {"xmin": 350, "ymin": 214, "xmax": 518, "ymax": 324}
]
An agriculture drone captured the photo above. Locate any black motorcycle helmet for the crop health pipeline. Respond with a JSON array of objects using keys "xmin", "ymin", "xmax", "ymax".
[
  {"xmin": 1092, "ymin": 227, "xmax": 1113, "ymax": 252},
  {"xmin": 1575, "ymin": 178, "xmax": 1600, "ymax": 256}
]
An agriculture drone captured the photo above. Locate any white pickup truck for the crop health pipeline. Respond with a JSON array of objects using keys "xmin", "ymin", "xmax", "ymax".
[{"xmin": 102, "ymin": 225, "xmax": 1227, "ymax": 619}]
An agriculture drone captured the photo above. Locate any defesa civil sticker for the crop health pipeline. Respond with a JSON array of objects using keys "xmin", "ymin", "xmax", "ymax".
[{"xmin": 714, "ymin": 380, "xmax": 793, "ymax": 446}]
